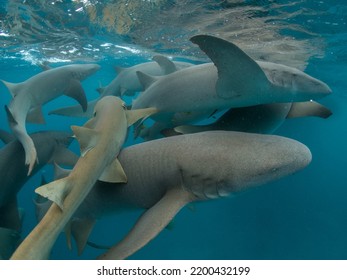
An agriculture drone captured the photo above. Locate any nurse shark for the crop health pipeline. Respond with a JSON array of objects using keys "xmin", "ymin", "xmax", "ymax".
[
  {"xmin": 48, "ymin": 55, "xmax": 192, "ymax": 118},
  {"xmin": 11, "ymin": 96, "xmax": 157, "ymax": 259},
  {"xmin": 1, "ymin": 63, "xmax": 100, "ymax": 175},
  {"xmin": 0, "ymin": 130, "xmax": 78, "ymax": 259},
  {"xmin": 38, "ymin": 131, "xmax": 311, "ymax": 259},
  {"xmin": 132, "ymin": 35, "xmax": 332, "ymax": 123}
]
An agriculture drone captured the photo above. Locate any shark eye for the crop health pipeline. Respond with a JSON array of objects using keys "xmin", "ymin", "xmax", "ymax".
[
  {"xmin": 122, "ymin": 102, "xmax": 127, "ymax": 110},
  {"xmin": 93, "ymin": 111, "xmax": 97, "ymax": 117}
]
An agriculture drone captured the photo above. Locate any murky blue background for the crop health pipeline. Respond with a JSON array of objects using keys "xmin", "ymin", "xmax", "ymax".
[{"xmin": 0, "ymin": 0, "xmax": 346, "ymax": 259}]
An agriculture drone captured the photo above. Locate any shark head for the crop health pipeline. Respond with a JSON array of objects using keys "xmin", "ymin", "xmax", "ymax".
[
  {"xmin": 179, "ymin": 131, "xmax": 312, "ymax": 200},
  {"xmin": 258, "ymin": 61, "xmax": 332, "ymax": 101}
]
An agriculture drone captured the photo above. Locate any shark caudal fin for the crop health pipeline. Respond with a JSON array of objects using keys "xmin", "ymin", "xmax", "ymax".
[{"xmin": 35, "ymin": 177, "xmax": 71, "ymax": 210}]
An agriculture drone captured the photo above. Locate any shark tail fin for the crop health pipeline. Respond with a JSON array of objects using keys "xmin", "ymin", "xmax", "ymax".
[{"xmin": 35, "ymin": 177, "xmax": 71, "ymax": 210}]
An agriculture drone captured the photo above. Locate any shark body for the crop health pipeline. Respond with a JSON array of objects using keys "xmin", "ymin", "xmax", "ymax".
[
  {"xmin": 10, "ymin": 96, "xmax": 156, "ymax": 259},
  {"xmin": 2, "ymin": 63, "xmax": 100, "ymax": 175},
  {"xmin": 171, "ymin": 101, "xmax": 332, "ymax": 135},
  {"xmin": 64, "ymin": 131, "xmax": 312, "ymax": 259},
  {"xmin": 132, "ymin": 35, "xmax": 331, "ymax": 122},
  {"xmin": 0, "ymin": 130, "xmax": 77, "ymax": 259},
  {"xmin": 48, "ymin": 55, "xmax": 192, "ymax": 118}
]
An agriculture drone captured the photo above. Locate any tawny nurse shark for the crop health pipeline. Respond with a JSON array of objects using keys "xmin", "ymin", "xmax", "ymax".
[
  {"xmin": 10, "ymin": 96, "xmax": 157, "ymax": 259},
  {"xmin": 47, "ymin": 131, "xmax": 311, "ymax": 260},
  {"xmin": 1, "ymin": 63, "xmax": 100, "ymax": 175},
  {"xmin": 132, "ymin": 35, "xmax": 332, "ymax": 122}
]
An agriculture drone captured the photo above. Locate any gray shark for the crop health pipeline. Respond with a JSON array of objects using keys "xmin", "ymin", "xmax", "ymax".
[
  {"xmin": 131, "ymin": 35, "xmax": 331, "ymax": 122},
  {"xmin": 11, "ymin": 96, "xmax": 157, "ymax": 259},
  {"xmin": 2, "ymin": 63, "xmax": 100, "ymax": 175},
  {"xmin": 48, "ymin": 55, "xmax": 192, "ymax": 118},
  {"xmin": 170, "ymin": 101, "xmax": 332, "ymax": 135},
  {"xmin": 57, "ymin": 131, "xmax": 311, "ymax": 259},
  {"xmin": 0, "ymin": 130, "xmax": 77, "ymax": 259}
]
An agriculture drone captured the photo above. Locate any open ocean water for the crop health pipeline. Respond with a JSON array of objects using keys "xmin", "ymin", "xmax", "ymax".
[{"xmin": 0, "ymin": 0, "xmax": 346, "ymax": 260}]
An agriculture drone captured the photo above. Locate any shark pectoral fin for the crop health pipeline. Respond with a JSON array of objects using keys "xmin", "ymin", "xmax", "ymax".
[
  {"xmin": 64, "ymin": 79, "xmax": 88, "ymax": 112},
  {"xmin": 51, "ymin": 146, "xmax": 79, "ymax": 167},
  {"xmin": 126, "ymin": 107, "xmax": 158, "ymax": 127},
  {"xmin": 287, "ymin": 101, "xmax": 333, "ymax": 119},
  {"xmin": 70, "ymin": 217, "xmax": 97, "ymax": 255},
  {"xmin": 190, "ymin": 35, "xmax": 270, "ymax": 99},
  {"xmin": 0, "ymin": 129, "xmax": 14, "ymax": 144},
  {"xmin": 99, "ymin": 158, "xmax": 127, "ymax": 183},
  {"xmin": 152, "ymin": 55, "xmax": 177, "ymax": 74},
  {"xmin": 97, "ymin": 188, "xmax": 195, "ymax": 260},
  {"xmin": 136, "ymin": 71, "xmax": 159, "ymax": 91},
  {"xmin": 26, "ymin": 106, "xmax": 45, "ymax": 124},
  {"xmin": 35, "ymin": 177, "xmax": 71, "ymax": 210},
  {"xmin": 71, "ymin": 125, "xmax": 99, "ymax": 157}
]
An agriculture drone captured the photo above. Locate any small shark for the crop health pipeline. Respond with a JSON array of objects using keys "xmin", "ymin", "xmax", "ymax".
[
  {"xmin": 0, "ymin": 130, "xmax": 77, "ymax": 259},
  {"xmin": 57, "ymin": 131, "xmax": 311, "ymax": 259},
  {"xmin": 10, "ymin": 96, "xmax": 157, "ymax": 259},
  {"xmin": 48, "ymin": 55, "xmax": 192, "ymax": 118},
  {"xmin": 131, "ymin": 35, "xmax": 331, "ymax": 122},
  {"xmin": 168, "ymin": 101, "xmax": 332, "ymax": 135},
  {"xmin": 2, "ymin": 63, "xmax": 100, "ymax": 175}
]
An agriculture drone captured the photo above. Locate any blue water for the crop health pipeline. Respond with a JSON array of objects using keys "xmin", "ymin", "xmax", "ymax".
[{"xmin": 0, "ymin": 0, "xmax": 346, "ymax": 260}]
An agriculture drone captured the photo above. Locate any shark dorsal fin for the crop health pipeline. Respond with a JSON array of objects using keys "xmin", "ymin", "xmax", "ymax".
[
  {"xmin": 35, "ymin": 177, "xmax": 71, "ymax": 210},
  {"xmin": 152, "ymin": 55, "xmax": 177, "ymax": 74},
  {"xmin": 99, "ymin": 157, "xmax": 127, "ymax": 183},
  {"xmin": 190, "ymin": 35, "xmax": 270, "ymax": 99},
  {"xmin": 71, "ymin": 125, "xmax": 99, "ymax": 157},
  {"xmin": 136, "ymin": 71, "xmax": 159, "ymax": 91}
]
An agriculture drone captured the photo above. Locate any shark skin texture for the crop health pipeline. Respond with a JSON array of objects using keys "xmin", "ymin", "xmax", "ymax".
[
  {"xmin": 10, "ymin": 96, "xmax": 157, "ymax": 260},
  {"xmin": 1, "ymin": 63, "xmax": 100, "ymax": 175},
  {"xmin": 57, "ymin": 131, "xmax": 311, "ymax": 260}
]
